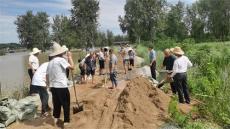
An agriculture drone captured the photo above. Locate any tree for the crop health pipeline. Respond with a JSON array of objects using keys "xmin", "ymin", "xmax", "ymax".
[
  {"xmin": 165, "ymin": 1, "xmax": 187, "ymax": 42},
  {"xmin": 106, "ymin": 30, "xmax": 114, "ymax": 46},
  {"xmin": 71, "ymin": 0, "xmax": 99, "ymax": 48},
  {"xmin": 119, "ymin": 0, "xmax": 166, "ymax": 43},
  {"xmin": 15, "ymin": 11, "xmax": 50, "ymax": 50},
  {"xmin": 52, "ymin": 15, "xmax": 79, "ymax": 48}
]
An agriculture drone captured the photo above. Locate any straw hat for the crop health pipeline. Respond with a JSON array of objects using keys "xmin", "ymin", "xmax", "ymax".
[
  {"xmin": 172, "ymin": 46, "xmax": 184, "ymax": 55},
  {"xmin": 169, "ymin": 48, "xmax": 174, "ymax": 53},
  {"xmin": 62, "ymin": 45, "xmax": 69, "ymax": 51},
  {"xmin": 49, "ymin": 42, "xmax": 67, "ymax": 57},
  {"xmin": 30, "ymin": 48, "xmax": 41, "ymax": 55},
  {"xmin": 128, "ymin": 47, "xmax": 133, "ymax": 51}
]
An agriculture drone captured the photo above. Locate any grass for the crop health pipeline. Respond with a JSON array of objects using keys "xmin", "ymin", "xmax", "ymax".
[{"xmin": 136, "ymin": 41, "xmax": 230, "ymax": 128}]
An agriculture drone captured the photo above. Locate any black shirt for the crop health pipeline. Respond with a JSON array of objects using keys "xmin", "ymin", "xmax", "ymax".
[{"xmin": 163, "ymin": 55, "xmax": 176, "ymax": 70}]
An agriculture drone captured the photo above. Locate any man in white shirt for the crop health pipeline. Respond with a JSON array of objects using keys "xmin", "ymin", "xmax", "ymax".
[
  {"xmin": 170, "ymin": 47, "xmax": 193, "ymax": 104},
  {"xmin": 46, "ymin": 42, "xmax": 74, "ymax": 126},
  {"xmin": 122, "ymin": 44, "xmax": 130, "ymax": 74},
  {"xmin": 98, "ymin": 48, "xmax": 105, "ymax": 75},
  {"xmin": 31, "ymin": 62, "xmax": 50, "ymax": 117},
  {"xmin": 28, "ymin": 48, "xmax": 41, "ymax": 94}
]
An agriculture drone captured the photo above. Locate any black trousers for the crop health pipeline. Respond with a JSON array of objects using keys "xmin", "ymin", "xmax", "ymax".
[
  {"xmin": 150, "ymin": 62, "xmax": 156, "ymax": 80},
  {"xmin": 50, "ymin": 88, "xmax": 70, "ymax": 122},
  {"xmin": 173, "ymin": 73, "xmax": 190, "ymax": 104},
  {"xmin": 170, "ymin": 82, "xmax": 177, "ymax": 94},
  {"xmin": 34, "ymin": 86, "xmax": 49, "ymax": 113},
  {"xmin": 28, "ymin": 69, "xmax": 34, "ymax": 80},
  {"xmin": 28, "ymin": 69, "xmax": 38, "ymax": 95}
]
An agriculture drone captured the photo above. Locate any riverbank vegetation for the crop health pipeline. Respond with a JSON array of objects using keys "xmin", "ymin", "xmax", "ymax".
[{"xmin": 135, "ymin": 41, "xmax": 230, "ymax": 128}]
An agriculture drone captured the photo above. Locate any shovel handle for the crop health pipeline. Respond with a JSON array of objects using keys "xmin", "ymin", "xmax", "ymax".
[{"xmin": 71, "ymin": 70, "xmax": 81, "ymax": 107}]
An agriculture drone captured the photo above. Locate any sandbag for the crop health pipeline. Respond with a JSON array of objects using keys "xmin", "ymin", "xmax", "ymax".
[
  {"xmin": 0, "ymin": 106, "xmax": 12, "ymax": 121},
  {"xmin": 17, "ymin": 104, "xmax": 37, "ymax": 121},
  {"xmin": 0, "ymin": 123, "xmax": 5, "ymax": 128},
  {"xmin": 2, "ymin": 115, "xmax": 16, "ymax": 127}
]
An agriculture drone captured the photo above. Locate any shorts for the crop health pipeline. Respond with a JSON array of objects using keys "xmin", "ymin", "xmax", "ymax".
[
  {"xmin": 129, "ymin": 59, "xmax": 134, "ymax": 66},
  {"xmin": 86, "ymin": 69, "xmax": 95, "ymax": 76},
  {"xmin": 123, "ymin": 59, "xmax": 129, "ymax": 65},
  {"xmin": 79, "ymin": 66, "xmax": 85, "ymax": 76},
  {"xmin": 99, "ymin": 60, "xmax": 105, "ymax": 69}
]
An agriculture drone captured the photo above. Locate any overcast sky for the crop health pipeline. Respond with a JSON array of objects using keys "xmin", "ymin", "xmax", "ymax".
[{"xmin": 0, "ymin": 0, "xmax": 196, "ymax": 43}]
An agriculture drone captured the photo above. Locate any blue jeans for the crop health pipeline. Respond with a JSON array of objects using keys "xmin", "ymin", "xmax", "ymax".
[{"xmin": 110, "ymin": 72, "xmax": 117, "ymax": 87}]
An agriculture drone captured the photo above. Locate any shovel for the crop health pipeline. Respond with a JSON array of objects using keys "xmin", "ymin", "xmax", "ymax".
[{"xmin": 71, "ymin": 71, "xmax": 83, "ymax": 114}]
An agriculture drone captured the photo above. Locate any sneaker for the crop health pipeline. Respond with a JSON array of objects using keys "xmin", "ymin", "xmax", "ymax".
[
  {"xmin": 54, "ymin": 118, "xmax": 60, "ymax": 125},
  {"xmin": 41, "ymin": 112, "xmax": 49, "ymax": 118},
  {"xmin": 64, "ymin": 122, "xmax": 71, "ymax": 129}
]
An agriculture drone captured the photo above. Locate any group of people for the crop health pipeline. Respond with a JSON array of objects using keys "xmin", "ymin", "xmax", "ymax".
[
  {"xmin": 149, "ymin": 46, "xmax": 193, "ymax": 104},
  {"xmin": 27, "ymin": 42, "xmax": 120, "ymax": 127},
  {"xmin": 26, "ymin": 42, "xmax": 191, "ymax": 128}
]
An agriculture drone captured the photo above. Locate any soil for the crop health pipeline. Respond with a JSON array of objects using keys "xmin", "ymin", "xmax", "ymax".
[{"xmin": 7, "ymin": 55, "xmax": 194, "ymax": 129}]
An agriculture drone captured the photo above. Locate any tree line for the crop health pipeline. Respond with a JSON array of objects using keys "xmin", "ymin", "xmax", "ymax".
[
  {"xmin": 15, "ymin": 0, "xmax": 127, "ymax": 50},
  {"xmin": 15, "ymin": 0, "xmax": 230, "ymax": 50},
  {"xmin": 119, "ymin": 0, "xmax": 230, "ymax": 43}
]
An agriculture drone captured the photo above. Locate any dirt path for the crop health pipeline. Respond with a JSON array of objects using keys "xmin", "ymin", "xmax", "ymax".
[{"xmin": 8, "ymin": 55, "xmax": 195, "ymax": 129}]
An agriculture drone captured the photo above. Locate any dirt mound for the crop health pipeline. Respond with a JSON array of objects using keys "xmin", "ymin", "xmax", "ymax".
[
  {"xmin": 72, "ymin": 77, "xmax": 170, "ymax": 129},
  {"xmin": 110, "ymin": 77, "xmax": 170, "ymax": 129},
  {"xmin": 8, "ymin": 77, "xmax": 171, "ymax": 129}
]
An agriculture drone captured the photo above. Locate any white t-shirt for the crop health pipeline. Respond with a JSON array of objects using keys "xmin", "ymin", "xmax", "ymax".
[
  {"xmin": 29, "ymin": 54, "xmax": 39, "ymax": 69},
  {"xmin": 46, "ymin": 57, "xmax": 70, "ymax": 88},
  {"xmin": 32, "ymin": 62, "xmax": 49, "ymax": 87},
  {"xmin": 98, "ymin": 51, "xmax": 104, "ymax": 60},
  {"xmin": 124, "ymin": 48, "xmax": 129, "ymax": 60},
  {"xmin": 171, "ymin": 55, "xmax": 193, "ymax": 77}
]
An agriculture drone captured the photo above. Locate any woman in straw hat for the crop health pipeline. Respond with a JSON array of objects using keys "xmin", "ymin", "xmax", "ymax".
[
  {"xmin": 28, "ymin": 47, "xmax": 41, "ymax": 95},
  {"xmin": 46, "ymin": 42, "xmax": 74, "ymax": 126},
  {"xmin": 170, "ymin": 47, "xmax": 193, "ymax": 104}
]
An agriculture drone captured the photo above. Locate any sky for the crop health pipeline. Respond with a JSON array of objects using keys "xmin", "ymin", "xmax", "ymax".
[{"xmin": 0, "ymin": 0, "xmax": 196, "ymax": 43}]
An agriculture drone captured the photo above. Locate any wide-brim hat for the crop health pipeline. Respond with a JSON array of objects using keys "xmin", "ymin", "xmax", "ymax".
[
  {"xmin": 128, "ymin": 47, "xmax": 133, "ymax": 51},
  {"xmin": 172, "ymin": 46, "xmax": 184, "ymax": 55},
  {"xmin": 30, "ymin": 48, "xmax": 41, "ymax": 55},
  {"xmin": 49, "ymin": 42, "xmax": 67, "ymax": 57},
  {"xmin": 62, "ymin": 45, "xmax": 69, "ymax": 51}
]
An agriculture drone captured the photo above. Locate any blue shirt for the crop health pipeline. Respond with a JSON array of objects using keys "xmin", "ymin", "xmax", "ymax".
[{"xmin": 149, "ymin": 50, "xmax": 156, "ymax": 63}]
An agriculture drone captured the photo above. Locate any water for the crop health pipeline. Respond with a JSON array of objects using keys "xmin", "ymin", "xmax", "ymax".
[
  {"xmin": 0, "ymin": 51, "xmax": 82, "ymax": 95},
  {"xmin": 0, "ymin": 52, "xmax": 28, "ymax": 94}
]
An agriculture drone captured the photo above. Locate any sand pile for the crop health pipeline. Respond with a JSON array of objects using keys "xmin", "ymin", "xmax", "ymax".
[
  {"xmin": 8, "ymin": 77, "xmax": 171, "ymax": 129},
  {"xmin": 71, "ymin": 77, "xmax": 170, "ymax": 129},
  {"xmin": 110, "ymin": 77, "xmax": 170, "ymax": 129}
]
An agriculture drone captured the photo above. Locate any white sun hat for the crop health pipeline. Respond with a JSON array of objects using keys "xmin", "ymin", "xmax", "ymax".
[
  {"xmin": 30, "ymin": 48, "xmax": 41, "ymax": 55},
  {"xmin": 62, "ymin": 45, "xmax": 69, "ymax": 51},
  {"xmin": 172, "ymin": 46, "xmax": 184, "ymax": 55},
  {"xmin": 49, "ymin": 42, "xmax": 67, "ymax": 57}
]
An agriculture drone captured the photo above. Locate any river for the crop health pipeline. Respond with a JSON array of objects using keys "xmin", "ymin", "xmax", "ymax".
[
  {"xmin": 0, "ymin": 52, "xmax": 28, "ymax": 95},
  {"xmin": 0, "ymin": 51, "xmax": 83, "ymax": 96}
]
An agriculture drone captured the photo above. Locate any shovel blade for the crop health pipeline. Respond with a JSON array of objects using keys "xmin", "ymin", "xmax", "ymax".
[{"xmin": 73, "ymin": 105, "xmax": 83, "ymax": 114}]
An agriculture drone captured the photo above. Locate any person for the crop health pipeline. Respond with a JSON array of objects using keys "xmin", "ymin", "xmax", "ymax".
[
  {"xmin": 46, "ymin": 42, "xmax": 74, "ymax": 126},
  {"xmin": 108, "ymin": 49, "xmax": 118, "ymax": 89},
  {"xmin": 148, "ymin": 46, "xmax": 157, "ymax": 79},
  {"xmin": 170, "ymin": 47, "xmax": 193, "ymax": 104},
  {"xmin": 98, "ymin": 48, "xmax": 105, "ymax": 75},
  {"xmin": 62, "ymin": 45, "xmax": 71, "ymax": 79},
  {"xmin": 128, "ymin": 48, "xmax": 135, "ymax": 70},
  {"xmin": 28, "ymin": 47, "xmax": 41, "ymax": 95},
  {"xmin": 78, "ymin": 54, "xmax": 89, "ymax": 84},
  {"xmin": 122, "ymin": 44, "xmax": 130, "ymax": 74},
  {"xmin": 84, "ymin": 51, "xmax": 97, "ymax": 84},
  {"xmin": 31, "ymin": 61, "xmax": 50, "ymax": 117},
  {"xmin": 158, "ymin": 49, "xmax": 177, "ymax": 94}
]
